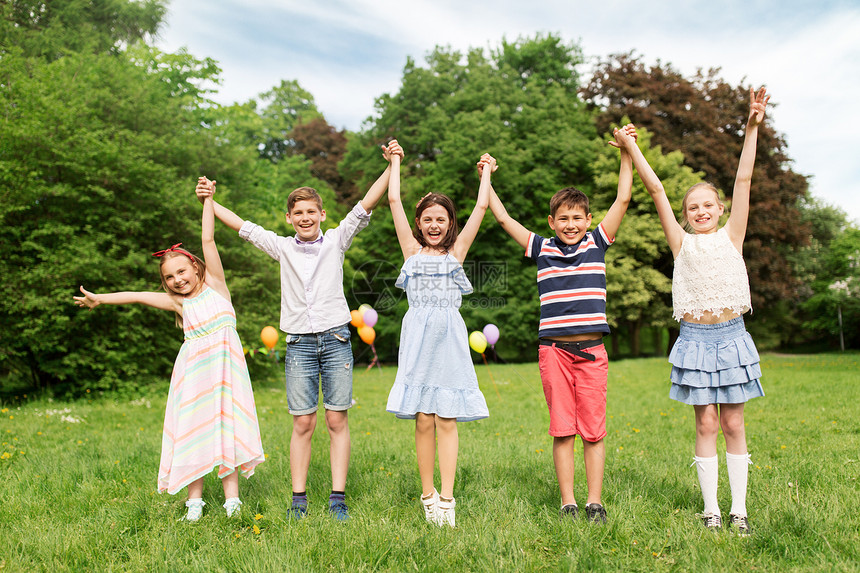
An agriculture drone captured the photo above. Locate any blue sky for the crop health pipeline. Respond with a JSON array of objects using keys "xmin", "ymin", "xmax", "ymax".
[{"xmin": 155, "ymin": 0, "xmax": 860, "ymax": 223}]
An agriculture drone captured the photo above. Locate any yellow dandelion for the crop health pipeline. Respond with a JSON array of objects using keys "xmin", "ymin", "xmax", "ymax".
[
  {"xmin": 37, "ymin": 432, "xmax": 42, "ymax": 436},
  {"xmin": 115, "ymin": 460, "xmax": 120, "ymax": 465},
  {"xmin": 781, "ymin": 445, "xmax": 787, "ymax": 449},
  {"xmin": 0, "ymin": 408, "xmax": 7, "ymax": 413},
  {"xmin": 234, "ymin": 533, "xmax": 241, "ymax": 539},
  {"xmin": 633, "ymin": 428, "xmax": 640, "ymax": 433},
  {"xmin": 366, "ymin": 432, "xmax": 371, "ymax": 435},
  {"xmin": 253, "ymin": 524, "xmax": 261, "ymax": 535},
  {"xmin": 254, "ymin": 513, "xmax": 263, "ymax": 521},
  {"xmin": 77, "ymin": 440, "xmax": 83, "ymax": 445}
]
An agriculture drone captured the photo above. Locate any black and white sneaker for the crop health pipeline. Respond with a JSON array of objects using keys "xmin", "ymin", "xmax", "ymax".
[
  {"xmin": 700, "ymin": 512, "xmax": 722, "ymax": 530},
  {"xmin": 728, "ymin": 513, "xmax": 751, "ymax": 536}
]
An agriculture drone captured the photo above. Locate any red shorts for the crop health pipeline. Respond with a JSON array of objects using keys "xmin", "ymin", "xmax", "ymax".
[{"xmin": 538, "ymin": 343, "xmax": 608, "ymax": 441}]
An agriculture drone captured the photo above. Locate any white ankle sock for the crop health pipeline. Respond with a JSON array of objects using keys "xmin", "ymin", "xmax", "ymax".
[
  {"xmin": 693, "ymin": 455, "xmax": 720, "ymax": 516},
  {"xmin": 726, "ymin": 451, "xmax": 751, "ymax": 517}
]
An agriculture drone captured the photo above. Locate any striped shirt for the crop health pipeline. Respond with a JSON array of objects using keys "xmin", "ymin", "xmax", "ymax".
[{"xmin": 526, "ymin": 222, "xmax": 615, "ymax": 338}]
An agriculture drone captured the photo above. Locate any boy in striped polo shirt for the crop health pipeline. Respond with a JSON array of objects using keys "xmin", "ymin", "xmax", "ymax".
[{"xmin": 487, "ymin": 124, "xmax": 635, "ymax": 522}]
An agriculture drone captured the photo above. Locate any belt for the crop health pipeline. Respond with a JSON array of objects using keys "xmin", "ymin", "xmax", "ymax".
[{"xmin": 539, "ymin": 338, "xmax": 603, "ymax": 361}]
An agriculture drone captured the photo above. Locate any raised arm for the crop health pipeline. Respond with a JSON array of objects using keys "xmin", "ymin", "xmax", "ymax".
[
  {"xmin": 724, "ymin": 86, "xmax": 769, "ymax": 250},
  {"xmin": 387, "ymin": 141, "xmax": 421, "ymax": 260},
  {"xmin": 615, "ymin": 124, "xmax": 686, "ymax": 257},
  {"xmin": 487, "ymin": 182, "xmax": 530, "ymax": 251},
  {"xmin": 197, "ymin": 178, "xmax": 230, "ymax": 301},
  {"xmin": 195, "ymin": 178, "xmax": 245, "ymax": 233},
  {"xmin": 359, "ymin": 141, "xmax": 400, "ymax": 213},
  {"xmin": 74, "ymin": 286, "xmax": 180, "ymax": 313},
  {"xmin": 451, "ymin": 154, "xmax": 495, "ymax": 263},
  {"xmin": 600, "ymin": 124, "xmax": 635, "ymax": 239}
]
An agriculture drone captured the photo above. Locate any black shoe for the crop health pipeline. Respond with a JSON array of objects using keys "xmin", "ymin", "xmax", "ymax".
[
  {"xmin": 560, "ymin": 504, "xmax": 578, "ymax": 519},
  {"xmin": 728, "ymin": 513, "xmax": 750, "ymax": 536},
  {"xmin": 585, "ymin": 503, "xmax": 607, "ymax": 523}
]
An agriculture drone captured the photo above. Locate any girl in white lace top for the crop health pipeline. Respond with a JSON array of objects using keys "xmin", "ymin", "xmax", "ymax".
[{"xmin": 615, "ymin": 87, "xmax": 770, "ymax": 536}]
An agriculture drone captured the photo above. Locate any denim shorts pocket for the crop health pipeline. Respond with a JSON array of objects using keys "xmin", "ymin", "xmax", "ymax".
[
  {"xmin": 285, "ymin": 334, "xmax": 301, "ymax": 345},
  {"xmin": 331, "ymin": 325, "xmax": 351, "ymax": 343}
]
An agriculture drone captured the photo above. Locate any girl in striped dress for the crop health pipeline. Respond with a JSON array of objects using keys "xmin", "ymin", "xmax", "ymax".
[{"xmin": 74, "ymin": 180, "xmax": 265, "ymax": 522}]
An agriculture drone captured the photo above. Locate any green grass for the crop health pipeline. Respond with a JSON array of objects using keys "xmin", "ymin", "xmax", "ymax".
[{"xmin": 1, "ymin": 353, "xmax": 858, "ymax": 572}]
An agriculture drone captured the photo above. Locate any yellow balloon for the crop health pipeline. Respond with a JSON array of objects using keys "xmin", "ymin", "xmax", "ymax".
[
  {"xmin": 358, "ymin": 303, "xmax": 372, "ymax": 317},
  {"xmin": 469, "ymin": 331, "xmax": 487, "ymax": 354},
  {"xmin": 260, "ymin": 326, "xmax": 279, "ymax": 351},
  {"xmin": 358, "ymin": 325, "xmax": 376, "ymax": 345}
]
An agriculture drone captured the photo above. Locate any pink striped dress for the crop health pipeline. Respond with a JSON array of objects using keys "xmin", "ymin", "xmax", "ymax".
[{"xmin": 158, "ymin": 285, "xmax": 265, "ymax": 494}]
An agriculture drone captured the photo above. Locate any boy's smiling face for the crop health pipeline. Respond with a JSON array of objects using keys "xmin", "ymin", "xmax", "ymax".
[
  {"xmin": 548, "ymin": 204, "xmax": 592, "ymax": 245},
  {"xmin": 287, "ymin": 199, "xmax": 326, "ymax": 242}
]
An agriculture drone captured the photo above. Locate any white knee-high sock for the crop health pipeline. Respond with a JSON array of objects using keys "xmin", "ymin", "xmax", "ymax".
[
  {"xmin": 693, "ymin": 455, "xmax": 720, "ymax": 516},
  {"xmin": 726, "ymin": 451, "xmax": 751, "ymax": 517}
]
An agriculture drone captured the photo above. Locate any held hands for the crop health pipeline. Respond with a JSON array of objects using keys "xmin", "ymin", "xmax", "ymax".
[
  {"xmin": 382, "ymin": 139, "xmax": 405, "ymax": 163},
  {"xmin": 748, "ymin": 86, "xmax": 769, "ymax": 128},
  {"xmin": 608, "ymin": 123, "xmax": 638, "ymax": 149},
  {"xmin": 476, "ymin": 153, "xmax": 498, "ymax": 176},
  {"xmin": 195, "ymin": 176, "xmax": 216, "ymax": 204},
  {"xmin": 73, "ymin": 286, "xmax": 99, "ymax": 309}
]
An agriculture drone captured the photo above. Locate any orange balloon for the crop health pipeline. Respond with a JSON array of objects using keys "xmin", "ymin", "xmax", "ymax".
[
  {"xmin": 358, "ymin": 325, "xmax": 376, "ymax": 345},
  {"xmin": 350, "ymin": 309, "xmax": 364, "ymax": 328},
  {"xmin": 260, "ymin": 326, "xmax": 279, "ymax": 351}
]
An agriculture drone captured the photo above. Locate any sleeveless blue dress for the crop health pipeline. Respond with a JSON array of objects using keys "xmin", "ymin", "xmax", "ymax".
[{"xmin": 386, "ymin": 253, "xmax": 489, "ymax": 422}]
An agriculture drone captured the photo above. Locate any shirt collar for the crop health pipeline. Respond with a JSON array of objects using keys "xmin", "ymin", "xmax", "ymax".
[{"xmin": 296, "ymin": 231, "xmax": 323, "ymax": 245}]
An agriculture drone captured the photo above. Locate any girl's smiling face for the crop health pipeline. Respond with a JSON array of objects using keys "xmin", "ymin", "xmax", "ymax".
[
  {"xmin": 684, "ymin": 186, "xmax": 724, "ymax": 234},
  {"xmin": 161, "ymin": 256, "xmax": 202, "ymax": 296},
  {"xmin": 416, "ymin": 204, "xmax": 451, "ymax": 249}
]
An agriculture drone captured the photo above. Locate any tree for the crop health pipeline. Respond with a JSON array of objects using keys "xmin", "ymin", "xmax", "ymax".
[
  {"xmin": 582, "ymin": 54, "xmax": 810, "ymax": 347},
  {"xmin": 256, "ymin": 80, "xmax": 321, "ymax": 162},
  {"xmin": 0, "ymin": 2, "xmax": 230, "ymax": 395},
  {"xmin": 287, "ymin": 117, "xmax": 354, "ymax": 202}
]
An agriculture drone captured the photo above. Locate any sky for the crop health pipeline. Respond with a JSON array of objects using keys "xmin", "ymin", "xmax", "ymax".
[{"xmin": 155, "ymin": 0, "xmax": 860, "ymax": 224}]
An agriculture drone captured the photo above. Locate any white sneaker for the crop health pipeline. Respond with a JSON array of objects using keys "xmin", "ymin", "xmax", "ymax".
[
  {"xmin": 421, "ymin": 489, "xmax": 439, "ymax": 524},
  {"xmin": 183, "ymin": 498, "xmax": 205, "ymax": 522},
  {"xmin": 438, "ymin": 496, "xmax": 456, "ymax": 528},
  {"xmin": 223, "ymin": 497, "xmax": 242, "ymax": 517}
]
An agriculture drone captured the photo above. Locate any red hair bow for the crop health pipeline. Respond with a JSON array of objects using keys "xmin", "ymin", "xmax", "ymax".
[{"xmin": 152, "ymin": 243, "xmax": 186, "ymax": 258}]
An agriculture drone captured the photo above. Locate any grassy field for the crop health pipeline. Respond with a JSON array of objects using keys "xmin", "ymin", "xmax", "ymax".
[{"xmin": 0, "ymin": 353, "xmax": 858, "ymax": 572}]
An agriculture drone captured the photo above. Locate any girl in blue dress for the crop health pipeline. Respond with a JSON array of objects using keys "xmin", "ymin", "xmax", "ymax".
[{"xmin": 386, "ymin": 148, "xmax": 495, "ymax": 527}]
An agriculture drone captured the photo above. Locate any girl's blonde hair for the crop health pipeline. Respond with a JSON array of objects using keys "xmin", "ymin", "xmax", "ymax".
[
  {"xmin": 679, "ymin": 182, "xmax": 726, "ymax": 233},
  {"xmin": 157, "ymin": 250, "xmax": 206, "ymax": 328}
]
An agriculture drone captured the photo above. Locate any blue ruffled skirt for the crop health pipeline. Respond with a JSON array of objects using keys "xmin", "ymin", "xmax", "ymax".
[{"xmin": 668, "ymin": 317, "xmax": 764, "ymax": 406}]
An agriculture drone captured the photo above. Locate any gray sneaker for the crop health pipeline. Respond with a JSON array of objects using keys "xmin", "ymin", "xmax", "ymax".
[
  {"xmin": 700, "ymin": 512, "xmax": 722, "ymax": 530},
  {"xmin": 560, "ymin": 504, "xmax": 578, "ymax": 520},
  {"xmin": 585, "ymin": 503, "xmax": 607, "ymax": 523}
]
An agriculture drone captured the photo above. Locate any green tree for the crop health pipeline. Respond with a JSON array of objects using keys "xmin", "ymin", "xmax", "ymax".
[{"xmin": 0, "ymin": 1, "xmax": 232, "ymax": 394}]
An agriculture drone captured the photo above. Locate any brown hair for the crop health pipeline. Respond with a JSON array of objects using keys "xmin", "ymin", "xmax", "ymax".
[
  {"xmin": 549, "ymin": 187, "xmax": 590, "ymax": 218},
  {"xmin": 413, "ymin": 193, "xmax": 458, "ymax": 252},
  {"xmin": 158, "ymin": 250, "xmax": 206, "ymax": 328},
  {"xmin": 679, "ymin": 182, "xmax": 725, "ymax": 232},
  {"xmin": 287, "ymin": 186, "xmax": 323, "ymax": 213}
]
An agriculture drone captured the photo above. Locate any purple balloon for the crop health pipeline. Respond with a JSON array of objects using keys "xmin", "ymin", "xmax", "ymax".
[
  {"xmin": 363, "ymin": 308, "xmax": 378, "ymax": 328},
  {"xmin": 483, "ymin": 323, "xmax": 500, "ymax": 346}
]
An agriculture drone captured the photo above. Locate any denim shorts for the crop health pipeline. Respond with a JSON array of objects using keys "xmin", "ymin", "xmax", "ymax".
[{"xmin": 284, "ymin": 323, "xmax": 354, "ymax": 415}]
